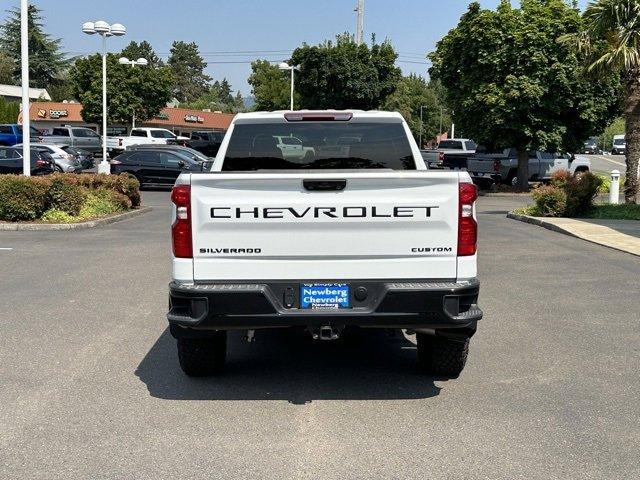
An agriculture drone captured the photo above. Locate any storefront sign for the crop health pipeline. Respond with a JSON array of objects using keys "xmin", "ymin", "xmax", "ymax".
[
  {"xmin": 184, "ymin": 114, "xmax": 204, "ymax": 123},
  {"xmin": 49, "ymin": 109, "xmax": 68, "ymax": 119}
]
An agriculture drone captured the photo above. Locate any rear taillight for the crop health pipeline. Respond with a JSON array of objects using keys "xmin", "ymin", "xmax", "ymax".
[
  {"xmin": 438, "ymin": 152, "xmax": 445, "ymax": 162},
  {"xmin": 35, "ymin": 159, "xmax": 46, "ymax": 166},
  {"xmin": 171, "ymin": 185, "xmax": 192, "ymax": 258},
  {"xmin": 458, "ymin": 182, "xmax": 478, "ymax": 256},
  {"xmin": 493, "ymin": 160, "xmax": 501, "ymax": 172},
  {"xmin": 110, "ymin": 159, "xmax": 122, "ymax": 165}
]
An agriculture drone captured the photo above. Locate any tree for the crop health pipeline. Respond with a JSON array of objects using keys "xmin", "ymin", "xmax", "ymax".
[
  {"xmin": 0, "ymin": 52, "xmax": 14, "ymax": 84},
  {"xmin": 567, "ymin": 0, "xmax": 640, "ymax": 202},
  {"xmin": 70, "ymin": 54, "xmax": 172, "ymax": 126},
  {"xmin": 600, "ymin": 117, "xmax": 625, "ymax": 152},
  {"xmin": 0, "ymin": 96, "xmax": 20, "ymax": 123},
  {"xmin": 167, "ymin": 41, "xmax": 211, "ymax": 103},
  {"xmin": 120, "ymin": 41, "xmax": 163, "ymax": 68},
  {"xmin": 289, "ymin": 34, "xmax": 401, "ymax": 110},
  {"xmin": 429, "ymin": 1, "xmax": 620, "ymax": 189},
  {"xmin": 0, "ymin": 5, "xmax": 68, "ymax": 88},
  {"xmin": 182, "ymin": 78, "xmax": 246, "ymax": 113},
  {"xmin": 381, "ymin": 74, "xmax": 448, "ymax": 147},
  {"xmin": 247, "ymin": 59, "xmax": 291, "ymax": 110}
]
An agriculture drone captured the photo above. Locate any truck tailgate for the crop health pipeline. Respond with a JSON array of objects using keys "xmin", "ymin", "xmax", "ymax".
[{"xmin": 189, "ymin": 171, "xmax": 461, "ymax": 281}]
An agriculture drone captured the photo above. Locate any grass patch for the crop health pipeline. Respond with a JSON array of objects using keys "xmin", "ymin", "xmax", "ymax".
[
  {"xmin": 580, "ymin": 204, "xmax": 640, "ymax": 220},
  {"xmin": 512, "ymin": 205, "xmax": 540, "ymax": 216},
  {"xmin": 512, "ymin": 204, "xmax": 640, "ymax": 220}
]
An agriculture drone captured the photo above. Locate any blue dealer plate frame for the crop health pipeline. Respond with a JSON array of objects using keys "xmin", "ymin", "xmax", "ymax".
[{"xmin": 300, "ymin": 283, "xmax": 350, "ymax": 309}]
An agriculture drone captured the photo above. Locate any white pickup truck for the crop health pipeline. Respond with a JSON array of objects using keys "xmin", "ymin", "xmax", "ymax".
[
  {"xmin": 106, "ymin": 127, "xmax": 188, "ymax": 155},
  {"xmin": 167, "ymin": 111, "xmax": 482, "ymax": 377}
]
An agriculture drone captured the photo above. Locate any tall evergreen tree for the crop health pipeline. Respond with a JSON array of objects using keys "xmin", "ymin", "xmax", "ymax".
[
  {"xmin": 0, "ymin": 5, "xmax": 68, "ymax": 88},
  {"xmin": 120, "ymin": 41, "xmax": 163, "ymax": 68},
  {"xmin": 167, "ymin": 41, "xmax": 211, "ymax": 103}
]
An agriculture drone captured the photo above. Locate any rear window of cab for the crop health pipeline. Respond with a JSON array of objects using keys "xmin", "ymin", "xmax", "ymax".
[{"xmin": 222, "ymin": 122, "xmax": 416, "ymax": 171}]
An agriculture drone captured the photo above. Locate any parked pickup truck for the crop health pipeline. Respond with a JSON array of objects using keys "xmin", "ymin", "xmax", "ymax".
[
  {"xmin": 467, "ymin": 149, "xmax": 591, "ymax": 186},
  {"xmin": 107, "ymin": 127, "xmax": 188, "ymax": 155},
  {"xmin": 167, "ymin": 110, "xmax": 482, "ymax": 377},
  {"xmin": 421, "ymin": 138, "xmax": 477, "ymax": 170},
  {"xmin": 0, "ymin": 124, "xmax": 43, "ymax": 146},
  {"xmin": 186, "ymin": 130, "xmax": 224, "ymax": 157},
  {"xmin": 41, "ymin": 126, "xmax": 102, "ymax": 154}
]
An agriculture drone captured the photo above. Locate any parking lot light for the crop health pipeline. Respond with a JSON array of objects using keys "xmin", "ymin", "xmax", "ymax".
[
  {"xmin": 278, "ymin": 62, "xmax": 298, "ymax": 111},
  {"xmin": 118, "ymin": 56, "xmax": 149, "ymax": 127},
  {"xmin": 82, "ymin": 20, "xmax": 127, "ymax": 174}
]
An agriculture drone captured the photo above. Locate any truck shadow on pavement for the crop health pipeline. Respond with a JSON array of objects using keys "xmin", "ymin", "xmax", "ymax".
[{"xmin": 136, "ymin": 328, "xmax": 442, "ymax": 404}]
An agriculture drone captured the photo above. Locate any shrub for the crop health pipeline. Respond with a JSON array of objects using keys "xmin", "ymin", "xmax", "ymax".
[
  {"xmin": 48, "ymin": 178, "xmax": 87, "ymax": 216},
  {"xmin": 0, "ymin": 176, "xmax": 51, "ymax": 221},
  {"xmin": 115, "ymin": 174, "xmax": 141, "ymax": 207},
  {"xmin": 544, "ymin": 170, "xmax": 603, "ymax": 217},
  {"xmin": 0, "ymin": 173, "xmax": 139, "ymax": 223},
  {"xmin": 532, "ymin": 185, "xmax": 567, "ymax": 217},
  {"xmin": 79, "ymin": 192, "xmax": 117, "ymax": 218},
  {"xmin": 563, "ymin": 172, "xmax": 602, "ymax": 216},
  {"xmin": 41, "ymin": 208, "xmax": 75, "ymax": 223},
  {"xmin": 94, "ymin": 188, "xmax": 131, "ymax": 210}
]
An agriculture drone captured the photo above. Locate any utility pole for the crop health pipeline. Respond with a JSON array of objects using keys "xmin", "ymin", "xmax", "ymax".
[
  {"xmin": 20, "ymin": 0, "xmax": 30, "ymax": 176},
  {"xmin": 355, "ymin": 0, "xmax": 365, "ymax": 45}
]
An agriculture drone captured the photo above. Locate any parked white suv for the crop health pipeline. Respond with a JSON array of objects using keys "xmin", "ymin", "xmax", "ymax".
[{"xmin": 167, "ymin": 111, "xmax": 482, "ymax": 377}]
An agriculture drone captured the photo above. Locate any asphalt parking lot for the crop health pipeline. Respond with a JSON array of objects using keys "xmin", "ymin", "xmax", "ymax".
[
  {"xmin": 1, "ymin": 191, "xmax": 639, "ymax": 479},
  {"xmin": 582, "ymin": 153, "xmax": 627, "ymax": 175}
]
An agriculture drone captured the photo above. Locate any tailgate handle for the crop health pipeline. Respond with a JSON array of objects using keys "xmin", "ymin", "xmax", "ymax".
[{"xmin": 303, "ymin": 179, "xmax": 347, "ymax": 191}]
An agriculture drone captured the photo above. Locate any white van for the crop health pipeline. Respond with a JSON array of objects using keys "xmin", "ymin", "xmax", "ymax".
[{"xmin": 612, "ymin": 134, "xmax": 626, "ymax": 155}]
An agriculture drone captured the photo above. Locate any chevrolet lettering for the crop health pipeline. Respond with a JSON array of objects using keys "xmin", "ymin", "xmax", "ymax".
[
  {"xmin": 210, "ymin": 206, "xmax": 438, "ymax": 219},
  {"xmin": 168, "ymin": 110, "xmax": 482, "ymax": 378}
]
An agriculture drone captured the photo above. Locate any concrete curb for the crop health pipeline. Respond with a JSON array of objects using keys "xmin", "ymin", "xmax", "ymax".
[
  {"xmin": 507, "ymin": 212, "xmax": 640, "ymax": 257},
  {"xmin": 0, "ymin": 206, "xmax": 152, "ymax": 231}
]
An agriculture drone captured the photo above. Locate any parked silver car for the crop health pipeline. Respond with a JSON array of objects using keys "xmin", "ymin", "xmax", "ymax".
[{"xmin": 15, "ymin": 143, "xmax": 82, "ymax": 172}]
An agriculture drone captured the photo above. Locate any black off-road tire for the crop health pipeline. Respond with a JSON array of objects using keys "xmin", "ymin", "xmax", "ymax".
[
  {"xmin": 177, "ymin": 332, "xmax": 227, "ymax": 377},
  {"xmin": 416, "ymin": 333, "xmax": 469, "ymax": 377}
]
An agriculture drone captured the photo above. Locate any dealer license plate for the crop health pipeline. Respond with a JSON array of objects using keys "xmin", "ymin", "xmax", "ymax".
[{"xmin": 300, "ymin": 284, "xmax": 350, "ymax": 310}]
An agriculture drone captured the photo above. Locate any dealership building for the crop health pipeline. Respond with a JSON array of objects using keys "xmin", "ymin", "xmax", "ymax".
[{"xmin": 22, "ymin": 102, "xmax": 235, "ymax": 137}]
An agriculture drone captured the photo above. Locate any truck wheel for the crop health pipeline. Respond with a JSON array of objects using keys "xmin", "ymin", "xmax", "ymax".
[
  {"xmin": 416, "ymin": 333, "xmax": 469, "ymax": 377},
  {"xmin": 177, "ymin": 332, "xmax": 227, "ymax": 376}
]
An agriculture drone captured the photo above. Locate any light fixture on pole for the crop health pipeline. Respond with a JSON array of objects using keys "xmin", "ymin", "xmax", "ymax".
[
  {"xmin": 118, "ymin": 57, "xmax": 148, "ymax": 128},
  {"xmin": 20, "ymin": 0, "xmax": 30, "ymax": 176},
  {"xmin": 278, "ymin": 62, "xmax": 298, "ymax": 111},
  {"xmin": 82, "ymin": 20, "xmax": 126, "ymax": 174},
  {"xmin": 419, "ymin": 105, "xmax": 428, "ymax": 149}
]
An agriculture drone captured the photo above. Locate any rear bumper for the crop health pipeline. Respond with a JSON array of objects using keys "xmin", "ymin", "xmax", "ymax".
[{"xmin": 167, "ymin": 279, "xmax": 482, "ymax": 336}]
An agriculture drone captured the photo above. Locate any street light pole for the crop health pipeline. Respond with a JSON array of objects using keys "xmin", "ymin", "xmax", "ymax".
[
  {"xmin": 20, "ymin": 0, "xmax": 30, "ymax": 176},
  {"xmin": 101, "ymin": 33, "xmax": 107, "ymax": 168},
  {"xmin": 82, "ymin": 20, "xmax": 126, "ymax": 174},
  {"xmin": 290, "ymin": 67, "xmax": 294, "ymax": 111},
  {"xmin": 278, "ymin": 62, "xmax": 297, "ymax": 111},
  {"xmin": 119, "ymin": 57, "xmax": 148, "ymax": 128},
  {"xmin": 419, "ymin": 105, "xmax": 428, "ymax": 148}
]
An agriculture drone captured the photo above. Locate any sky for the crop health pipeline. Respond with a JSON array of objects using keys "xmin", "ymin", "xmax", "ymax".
[{"xmin": 1, "ymin": 0, "xmax": 590, "ymax": 96}]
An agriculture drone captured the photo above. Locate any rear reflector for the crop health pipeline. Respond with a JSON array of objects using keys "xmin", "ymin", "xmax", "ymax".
[
  {"xmin": 171, "ymin": 185, "xmax": 192, "ymax": 258},
  {"xmin": 458, "ymin": 182, "xmax": 478, "ymax": 256},
  {"xmin": 284, "ymin": 112, "xmax": 353, "ymax": 122}
]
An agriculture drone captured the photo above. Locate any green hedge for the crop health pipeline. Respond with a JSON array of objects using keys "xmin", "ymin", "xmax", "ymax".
[{"xmin": 0, "ymin": 173, "xmax": 141, "ymax": 223}]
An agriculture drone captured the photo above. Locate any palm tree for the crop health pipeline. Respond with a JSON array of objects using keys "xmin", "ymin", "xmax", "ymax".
[{"xmin": 579, "ymin": 0, "xmax": 640, "ymax": 203}]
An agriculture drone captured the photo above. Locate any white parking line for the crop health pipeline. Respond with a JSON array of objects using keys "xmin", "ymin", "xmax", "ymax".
[{"xmin": 0, "ymin": 247, "xmax": 14, "ymax": 251}]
